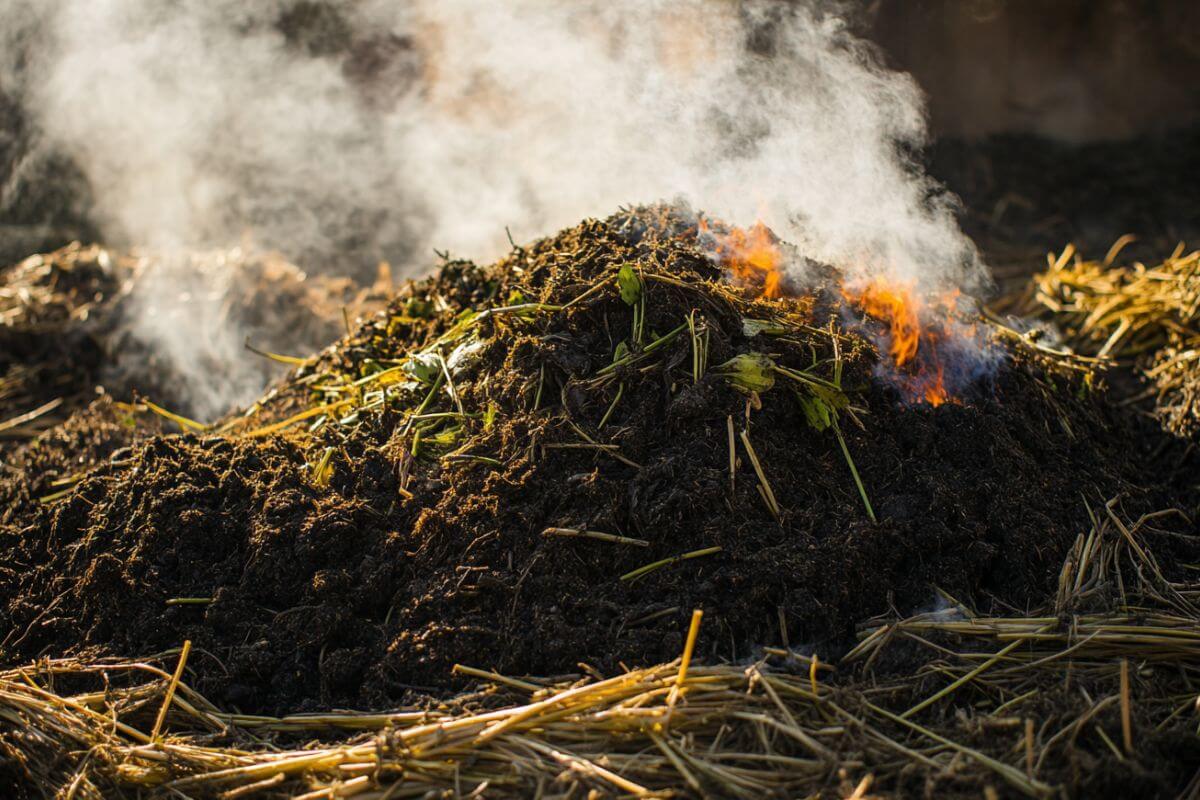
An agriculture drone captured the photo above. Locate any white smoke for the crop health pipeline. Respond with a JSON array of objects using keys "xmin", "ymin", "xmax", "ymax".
[{"xmin": 2, "ymin": 0, "xmax": 982, "ymax": 417}]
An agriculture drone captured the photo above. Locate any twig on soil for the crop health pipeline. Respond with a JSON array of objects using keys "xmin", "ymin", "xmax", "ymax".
[
  {"xmin": 727, "ymin": 415, "xmax": 737, "ymax": 495},
  {"xmin": 621, "ymin": 546, "xmax": 722, "ymax": 582},
  {"xmin": 543, "ymin": 527, "xmax": 649, "ymax": 547},
  {"xmin": 561, "ymin": 276, "xmax": 614, "ymax": 309},
  {"xmin": 0, "ymin": 397, "xmax": 63, "ymax": 433},
  {"xmin": 561, "ymin": 420, "xmax": 641, "ymax": 469},
  {"xmin": 833, "ymin": 420, "xmax": 876, "ymax": 524},
  {"xmin": 244, "ymin": 339, "xmax": 309, "ymax": 366},
  {"xmin": 688, "ymin": 311, "xmax": 709, "ymax": 385},
  {"xmin": 144, "ymin": 400, "xmax": 209, "ymax": 433},
  {"xmin": 598, "ymin": 382, "xmax": 623, "ymax": 429},
  {"xmin": 739, "ymin": 428, "xmax": 781, "ymax": 521},
  {"xmin": 533, "ymin": 362, "xmax": 545, "ymax": 410},
  {"xmin": 244, "ymin": 401, "xmax": 350, "ymax": 439},
  {"xmin": 37, "ymin": 486, "xmax": 76, "ymax": 505}
]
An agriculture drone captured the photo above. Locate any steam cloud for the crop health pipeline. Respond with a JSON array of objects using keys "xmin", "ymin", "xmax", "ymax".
[{"xmin": 2, "ymin": 0, "xmax": 983, "ymax": 417}]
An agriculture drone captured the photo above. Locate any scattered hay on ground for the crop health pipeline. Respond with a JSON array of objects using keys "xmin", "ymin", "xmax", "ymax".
[{"xmin": 1000, "ymin": 238, "xmax": 1200, "ymax": 435}]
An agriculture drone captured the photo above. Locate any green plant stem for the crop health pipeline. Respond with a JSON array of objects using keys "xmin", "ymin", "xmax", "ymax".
[{"xmin": 834, "ymin": 421, "xmax": 876, "ymax": 523}]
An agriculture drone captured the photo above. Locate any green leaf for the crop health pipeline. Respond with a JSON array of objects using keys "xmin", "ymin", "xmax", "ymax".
[
  {"xmin": 808, "ymin": 382, "xmax": 850, "ymax": 411},
  {"xmin": 618, "ymin": 263, "xmax": 643, "ymax": 306},
  {"xmin": 794, "ymin": 381, "xmax": 848, "ymax": 432},
  {"xmin": 426, "ymin": 426, "xmax": 462, "ymax": 449},
  {"xmin": 483, "ymin": 401, "xmax": 498, "ymax": 432},
  {"xmin": 798, "ymin": 395, "xmax": 832, "ymax": 431},
  {"xmin": 614, "ymin": 341, "xmax": 631, "ymax": 362},
  {"xmin": 714, "ymin": 352, "xmax": 776, "ymax": 393}
]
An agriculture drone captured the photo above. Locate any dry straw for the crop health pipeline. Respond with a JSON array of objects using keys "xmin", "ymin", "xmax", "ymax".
[{"xmin": 1000, "ymin": 238, "xmax": 1200, "ymax": 433}]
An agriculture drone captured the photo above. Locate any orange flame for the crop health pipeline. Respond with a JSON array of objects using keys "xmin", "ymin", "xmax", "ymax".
[
  {"xmin": 928, "ymin": 365, "xmax": 949, "ymax": 405},
  {"xmin": 698, "ymin": 218, "xmax": 783, "ymax": 298},
  {"xmin": 842, "ymin": 278, "xmax": 957, "ymax": 407},
  {"xmin": 695, "ymin": 216, "xmax": 976, "ymax": 407},
  {"xmin": 848, "ymin": 278, "xmax": 920, "ymax": 366}
]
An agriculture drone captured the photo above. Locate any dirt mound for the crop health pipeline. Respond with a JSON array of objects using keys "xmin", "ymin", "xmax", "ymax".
[
  {"xmin": 1, "ymin": 207, "xmax": 1193, "ymax": 714},
  {"xmin": 0, "ymin": 242, "xmax": 388, "ymax": 443}
]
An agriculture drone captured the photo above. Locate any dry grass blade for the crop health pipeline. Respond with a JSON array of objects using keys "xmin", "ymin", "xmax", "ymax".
[
  {"xmin": 542, "ymin": 527, "xmax": 650, "ymax": 547},
  {"xmin": 668, "ymin": 609, "xmax": 704, "ymax": 708},
  {"xmin": 0, "ymin": 396, "xmax": 63, "ymax": 434},
  {"xmin": 143, "ymin": 400, "xmax": 210, "ymax": 433},
  {"xmin": 739, "ymin": 429, "xmax": 781, "ymax": 521},
  {"xmin": 244, "ymin": 340, "xmax": 310, "ymax": 366},
  {"xmin": 620, "ymin": 546, "xmax": 722, "ymax": 582},
  {"xmin": 242, "ymin": 401, "xmax": 351, "ymax": 438},
  {"xmin": 150, "ymin": 640, "xmax": 192, "ymax": 742}
]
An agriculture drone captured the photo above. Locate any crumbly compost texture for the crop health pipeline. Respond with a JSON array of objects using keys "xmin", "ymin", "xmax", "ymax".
[{"xmin": 0, "ymin": 207, "xmax": 1191, "ymax": 715}]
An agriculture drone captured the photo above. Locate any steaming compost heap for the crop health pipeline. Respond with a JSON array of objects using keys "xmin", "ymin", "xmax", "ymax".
[
  {"xmin": 0, "ymin": 206, "xmax": 1193, "ymax": 720},
  {"xmin": 0, "ymin": 242, "xmax": 387, "ymax": 445}
]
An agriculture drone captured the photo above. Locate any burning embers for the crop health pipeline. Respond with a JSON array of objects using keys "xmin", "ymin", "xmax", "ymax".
[{"xmin": 697, "ymin": 216, "xmax": 996, "ymax": 407}]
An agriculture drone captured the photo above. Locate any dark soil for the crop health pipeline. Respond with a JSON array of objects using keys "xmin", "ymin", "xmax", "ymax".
[
  {"xmin": 2, "ymin": 206, "xmax": 1194, "ymax": 720},
  {"xmin": 0, "ymin": 244, "xmax": 117, "ymax": 444},
  {"xmin": 928, "ymin": 126, "xmax": 1200, "ymax": 285}
]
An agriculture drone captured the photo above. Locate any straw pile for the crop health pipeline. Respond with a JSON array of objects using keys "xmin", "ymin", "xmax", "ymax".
[{"xmin": 1002, "ymin": 237, "xmax": 1200, "ymax": 435}]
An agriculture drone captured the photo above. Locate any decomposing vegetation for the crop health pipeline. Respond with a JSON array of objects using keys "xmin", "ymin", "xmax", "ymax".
[{"xmin": 1, "ymin": 205, "xmax": 1198, "ymax": 797}]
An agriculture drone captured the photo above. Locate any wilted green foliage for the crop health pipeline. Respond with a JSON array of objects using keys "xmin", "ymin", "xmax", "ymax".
[
  {"xmin": 714, "ymin": 353, "xmax": 776, "ymax": 394},
  {"xmin": 617, "ymin": 263, "xmax": 643, "ymax": 306}
]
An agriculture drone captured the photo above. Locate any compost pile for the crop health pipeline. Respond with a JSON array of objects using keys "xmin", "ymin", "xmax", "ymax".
[
  {"xmin": 0, "ymin": 242, "xmax": 386, "ymax": 444},
  {"xmin": 2, "ymin": 206, "xmax": 1192, "ymax": 728}
]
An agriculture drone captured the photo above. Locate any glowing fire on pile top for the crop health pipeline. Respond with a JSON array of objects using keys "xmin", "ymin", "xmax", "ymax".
[
  {"xmin": 697, "ymin": 217, "xmax": 783, "ymax": 299},
  {"xmin": 698, "ymin": 216, "xmax": 983, "ymax": 407}
]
